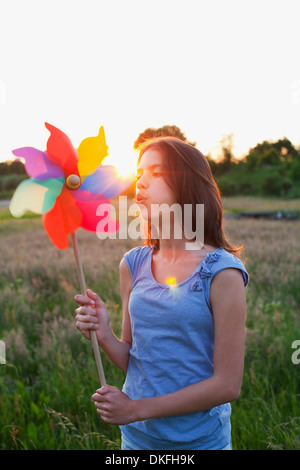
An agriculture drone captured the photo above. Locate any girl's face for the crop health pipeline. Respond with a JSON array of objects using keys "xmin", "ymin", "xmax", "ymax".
[{"xmin": 136, "ymin": 149, "xmax": 177, "ymax": 222}]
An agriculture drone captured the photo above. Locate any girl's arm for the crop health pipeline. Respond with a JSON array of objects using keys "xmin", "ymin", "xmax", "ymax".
[
  {"xmin": 75, "ymin": 257, "xmax": 133, "ymax": 372},
  {"xmin": 92, "ymin": 268, "xmax": 246, "ymax": 424}
]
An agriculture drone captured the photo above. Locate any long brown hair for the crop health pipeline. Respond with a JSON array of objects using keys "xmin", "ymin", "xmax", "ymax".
[{"xmin": 137, "ymin": 136, "xmax": 242, "ymax": 258}]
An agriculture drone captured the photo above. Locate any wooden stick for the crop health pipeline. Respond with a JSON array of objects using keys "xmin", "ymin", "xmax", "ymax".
[{"xmin": 71, "ymin": 232, "xmax": 106, "ymax": 387}]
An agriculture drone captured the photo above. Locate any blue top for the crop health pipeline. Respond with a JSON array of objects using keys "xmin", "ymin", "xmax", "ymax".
[{"xmin": 120, "ymin": 246, "xmax": 249, "ymax": 450}]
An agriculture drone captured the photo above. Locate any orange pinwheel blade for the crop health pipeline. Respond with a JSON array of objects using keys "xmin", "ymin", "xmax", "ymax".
[{"xmin": 42, "ymin": 187, "xmax": 82, "ymax": 249}]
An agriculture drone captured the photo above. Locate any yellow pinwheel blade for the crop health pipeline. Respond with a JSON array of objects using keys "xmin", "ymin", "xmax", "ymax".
[{"xmin": 77, "ymin": 126, "xmax": 109, "ymax": 177}]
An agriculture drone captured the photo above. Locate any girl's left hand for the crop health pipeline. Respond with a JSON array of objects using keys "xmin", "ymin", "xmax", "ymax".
[{"xmin": 92, "ymin": 385, "xmax": 137, "ymax": 425}]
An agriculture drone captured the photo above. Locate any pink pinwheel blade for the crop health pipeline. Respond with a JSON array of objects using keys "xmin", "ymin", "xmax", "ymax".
[
  {"xmin": 70, "ymin": 189, "xmax": 104, "ymax": 202},
  {"xmin": 75, "ymin": 197, "xmax": 119, "ymax": 233},
  {"xmin": 12, "ymin": 147, "xmax": 64, "ymax": 180}
]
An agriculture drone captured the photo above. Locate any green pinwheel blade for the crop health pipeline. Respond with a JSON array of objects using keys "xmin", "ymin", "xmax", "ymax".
[{"xmin": 9, "ymin": 178, "xmax": 64, "ymax": 217}]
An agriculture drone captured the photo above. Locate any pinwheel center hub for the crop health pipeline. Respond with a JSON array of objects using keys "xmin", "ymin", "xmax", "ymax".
[{"xmin": 65, "ymin": 174, "xmax": 81, "ymax": 190}]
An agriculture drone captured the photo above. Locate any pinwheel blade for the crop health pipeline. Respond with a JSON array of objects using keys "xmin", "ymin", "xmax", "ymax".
[
  {"xmin": 12, "ymin": 147, "xmax": 64, "ymax": 180},
  {"xmin": 77, "ymin": 126, "xmax": 109, "ymax": 177},
  {"xmin": 42, "ymin": 187, "xmax": 82, "ymax": 249},
  {"xmin": 79, "ymin": 164, "xmax": 134, "ymax": 198},
  {"xmin": 45, "ymin": 122, "xmax": 79, "ymax": 176},
  {"xmin": 9, "ymin": 178, "xmax": 64, "ymax": 217},
  {"xmin": 75, "ymin": 196, "xmax": 118, "ymax": 233}
]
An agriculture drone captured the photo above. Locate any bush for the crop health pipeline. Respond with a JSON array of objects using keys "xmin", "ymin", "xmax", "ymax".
[
  {"xmin": 260, "ymin": 170, "xmax": 290, "ymax": 196},
  {"xmin": 259, "ymin": 148, "xmax": 281, "ymax": 167},
  {"xmin": 0, "ymin": 174, "xmax": 27, "ymax": 192}
]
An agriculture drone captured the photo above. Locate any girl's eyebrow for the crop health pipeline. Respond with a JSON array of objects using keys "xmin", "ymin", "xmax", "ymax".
[{"xmin": 137, "ymin": 164, "xmax": 162, "ymax": 173}]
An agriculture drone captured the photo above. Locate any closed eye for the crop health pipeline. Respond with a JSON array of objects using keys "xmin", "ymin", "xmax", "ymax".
[{"xmin": 136, "ymin": 166, "xmax": 164, "ymax": 181}]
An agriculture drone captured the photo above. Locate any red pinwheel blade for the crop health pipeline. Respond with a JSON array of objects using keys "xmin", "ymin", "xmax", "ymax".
[
  {"xmin": 42, "ymin": 187, "xmax": 82, "ymax": 249},
  {"xmin": 45, "ymin": 122, "xmax": 79, "ymax": 176}
]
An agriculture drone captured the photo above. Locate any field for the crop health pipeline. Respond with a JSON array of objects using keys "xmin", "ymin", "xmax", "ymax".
[{"xmin": 0, "ymin": 196, "xmax": 300, "ymax": 450}]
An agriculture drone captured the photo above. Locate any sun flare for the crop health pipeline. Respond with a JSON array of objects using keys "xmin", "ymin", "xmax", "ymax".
[
  {"xmin": 105, "ymin": 144, "xmax": 138, "ymax": 180},
  {"xmin": 166, "ymin": 277, "xmax": 177, "ymax": 286}
]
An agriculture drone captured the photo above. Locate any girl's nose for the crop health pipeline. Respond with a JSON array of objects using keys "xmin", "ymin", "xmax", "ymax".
[{"xmin": 136, "ymin": 174, "xmax": 148, "ymax": 189}]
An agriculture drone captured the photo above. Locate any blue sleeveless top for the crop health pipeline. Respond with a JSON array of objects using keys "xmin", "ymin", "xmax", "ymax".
[{"xmin": 120, "ymin": 246, "xmax": 249, "ymax": 450}]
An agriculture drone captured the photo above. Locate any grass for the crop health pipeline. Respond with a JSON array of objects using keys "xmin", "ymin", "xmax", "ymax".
[{"xmin": 0, "ymin": 197, "xmax": 299, "ymax": 450}]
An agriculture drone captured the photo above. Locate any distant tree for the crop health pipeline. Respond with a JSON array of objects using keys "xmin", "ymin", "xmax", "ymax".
[
  {"xmin": 289, "ymin": 157, "xmax": 300, "ymax": 181},
  {"xmin": 273, "ymin": 137, "xmax": 299, "ymax": 161},
  {"xmin": 245, "ymin": 150, "xmax": 260, "ymax": 170},
  {"xmin": 10, "ymin": 160, "xmax": 27, "ymax": 174},
  {"xmin": 219, "ymin": 133, "xmax": 235, "ymax": 159},
  {"xmin": 259, "ymin": 148, "xmax": 281, "ymax": 167},
  {"xmin": 0, "ymin": 162, "xmax": 9, "ymax": 175},
  {"xmin": 212, "ymin": 133, "xmax": 236, "ymax": 176},
  {"xmin": 0, "ymin": 160, "xmax": 26, "ymax": 175},
  {"xmin": 206, "ymin": 155, "xmax": 218, "ymax": 176},
  {"xmin": 133, "ymin": 125, "xmax": 196, "ymax": 150},
  {"xmin": 247, "ymin": 138, "xmax": 299, "ymax": 168}
]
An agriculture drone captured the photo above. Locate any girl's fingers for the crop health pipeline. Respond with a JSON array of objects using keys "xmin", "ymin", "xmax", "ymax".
[
  {"xmin": 75, "ymin": 305, "xmax": 99, "ymax": 330},
  {"xmin": 75, "ymin": 313, "xmax": 98, "ymax": 324},
  {"xmin": 74, "ymin": 294, "xmax": 95, "ymax": 306},
  {"xmin": 75, "ymin": 306, "xmax": 96, "ymax": 316},
  {"xmin": 76, "ymin": 313, "xmax": 98, "ymax": 327},
  {"xmin": 91, "ymin": 392, "xmax": 104, "ymax": 402}
]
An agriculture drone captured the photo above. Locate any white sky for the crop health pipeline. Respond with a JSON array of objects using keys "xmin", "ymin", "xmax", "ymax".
[{"xmin": 0, "ymin": 0, "xmax": 300, "ymax": 175}]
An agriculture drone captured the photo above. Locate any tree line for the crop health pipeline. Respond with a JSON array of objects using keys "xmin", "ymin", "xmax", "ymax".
[
  {"xmin": 132, "ymin": 126, "xmax": 300, "ymax": 198},
  {"xmin": 1, "ymin": 126, "xmax": 299, "ymax": 198}
]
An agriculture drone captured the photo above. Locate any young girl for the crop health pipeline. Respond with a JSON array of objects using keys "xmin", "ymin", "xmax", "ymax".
[{"xmin": 74, "ymin": 137, "xmax": 249, "ymax": 450}]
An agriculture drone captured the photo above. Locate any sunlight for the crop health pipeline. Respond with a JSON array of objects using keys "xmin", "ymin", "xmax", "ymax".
[
  {"xmin": 105, "ymin": 145, "xmax": 138, "ymax": 179},
  {"xmin": 166, "ymin": 277, "xmax": 179, "ymax": 298},
  {"xmin": 166, "ymin": 277, "xmax": 177, "ymax": 288},
  {"xmin": 166, "ymin": 277, "xmax": 176, "ymax": 285}
]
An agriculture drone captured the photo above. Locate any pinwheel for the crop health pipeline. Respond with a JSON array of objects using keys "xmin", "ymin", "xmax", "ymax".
[{"xmin": 9, "ymin": 122, "xmax": 134, "ymax": 386}]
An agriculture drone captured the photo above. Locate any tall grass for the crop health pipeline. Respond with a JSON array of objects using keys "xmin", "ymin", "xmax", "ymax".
[{"xmin": 0, "ymin": 198, "xmax": 299, "ymax": 450}]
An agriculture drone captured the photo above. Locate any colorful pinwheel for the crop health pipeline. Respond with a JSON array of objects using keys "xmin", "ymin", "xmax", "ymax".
[
  {"xmin": 9, "ymin": 123, "xmax": 134, "ymax": 385},
  {"xmin": 9, "ymin": 122, "xmax": 133, "ymax": 249}
]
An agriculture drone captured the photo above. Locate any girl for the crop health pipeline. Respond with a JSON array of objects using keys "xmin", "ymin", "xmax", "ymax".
[{"xmin": 74, "ymin": 137, "xmax": 249, "ymax": 450}]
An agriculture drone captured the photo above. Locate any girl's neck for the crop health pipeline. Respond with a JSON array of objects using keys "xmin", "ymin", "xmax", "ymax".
[
  {"xmin": 157, "ymin": 238, "xmax": 218, "ymax": 263},
  {"xmin": 158, "ymin": 238, "xmax": 202, "ymax": 263}
]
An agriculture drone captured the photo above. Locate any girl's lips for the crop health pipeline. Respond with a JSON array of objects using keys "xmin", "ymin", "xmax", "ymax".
[
  {"xmin": 136, "ymin": 193, "xmax": 148, "ymax": 203},
  {"xmin": 136, "ymin": 198, "xmax": 148, "ymax": 205}
]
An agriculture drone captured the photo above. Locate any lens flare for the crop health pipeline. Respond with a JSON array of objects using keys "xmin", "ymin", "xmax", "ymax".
[{"xmin": 166, "ymin": 277, "xmax": 177, "ymax": 286}]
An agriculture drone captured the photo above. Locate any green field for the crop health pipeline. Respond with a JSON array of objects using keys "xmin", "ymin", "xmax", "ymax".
[{"xmin": 0, "ymin": 197, "xmax": 299, "ymax": 450}]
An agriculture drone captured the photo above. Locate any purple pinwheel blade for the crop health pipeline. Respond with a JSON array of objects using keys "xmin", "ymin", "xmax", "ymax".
[
  {"xmin": 12, "ymin": 147, "xmax": 64, "ymax": 180},
  {"xmin": 79, "ymin": 164, "xmax": 134, "ymax": 198}
]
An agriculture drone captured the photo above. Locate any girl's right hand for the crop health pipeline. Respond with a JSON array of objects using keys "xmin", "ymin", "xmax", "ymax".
[{"xmin": 74, "ymin": 289, "xmax": 111, "ymax": 344}]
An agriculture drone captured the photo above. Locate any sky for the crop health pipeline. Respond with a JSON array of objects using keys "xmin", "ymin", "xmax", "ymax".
[{"xmin": 0, "ymin": 0, "xmax": 300, "ymax": 176}]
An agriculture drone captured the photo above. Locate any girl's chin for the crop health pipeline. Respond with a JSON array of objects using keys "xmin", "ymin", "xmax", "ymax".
[{"xmin": 136, "ymin": 202, "xmax": 149, "ymax": 219}]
